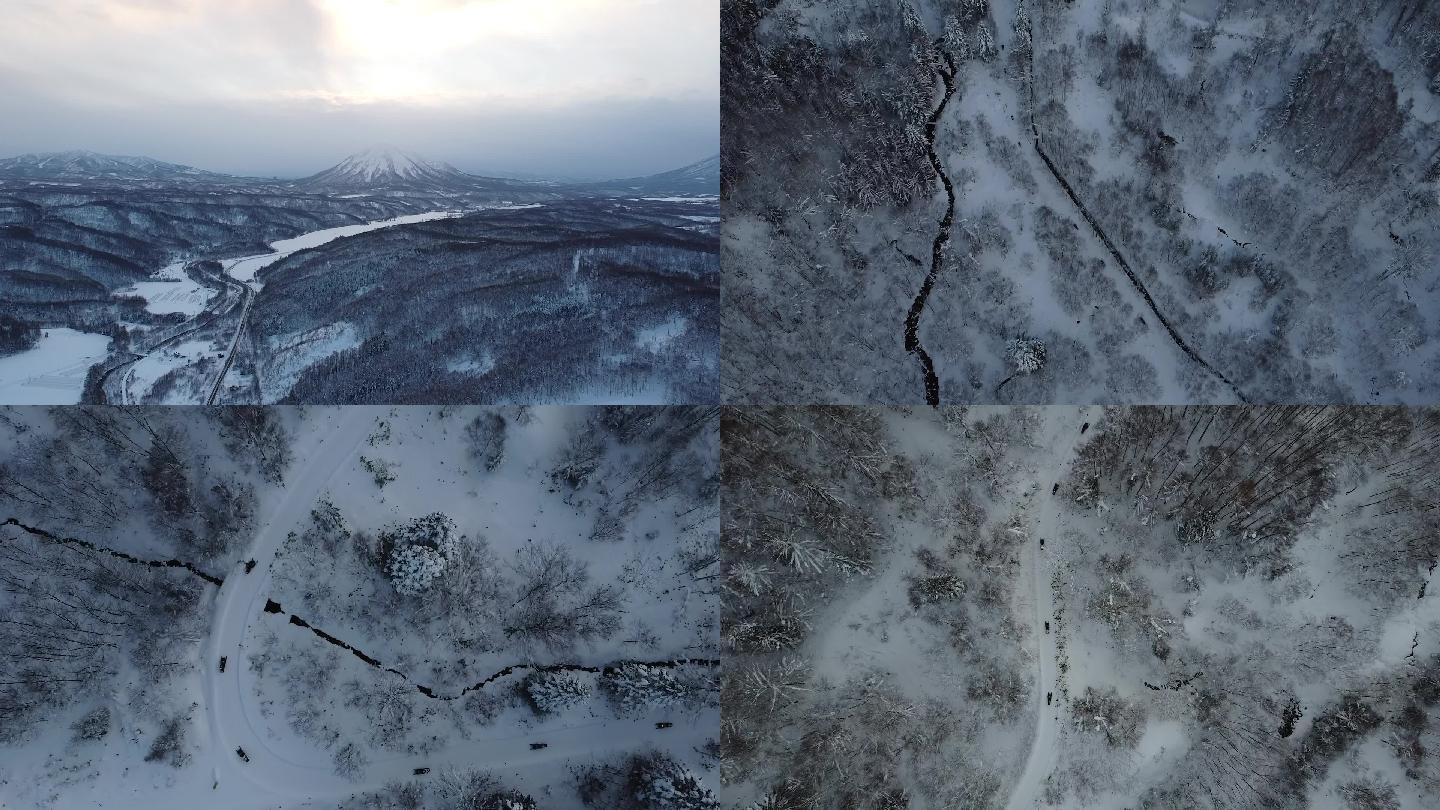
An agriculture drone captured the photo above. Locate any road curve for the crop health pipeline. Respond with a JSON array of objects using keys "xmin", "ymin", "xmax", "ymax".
[
  {"xmin": 201, "ymin": 409, "xmax": 708, "ymax": 805},
  {"xmin": 204, "ymin": 408, "xmax": 375, "ymax": 801}
]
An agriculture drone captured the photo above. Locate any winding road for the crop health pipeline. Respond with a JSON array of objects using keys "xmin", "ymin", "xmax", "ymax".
[
  {"xmin": 98, "ymin": 262, "xmax": 250, "ymax": 405},
  {"xmin": 203, "ymin": 408, "xmax": 374, "ymax": 801},
  {"xmin": 189, "ymin": 409, "xmax": 706, "ymax": 805},
  {"xmin": 5, "ymin": 411, "xmax": 710, "ymax": 806}
]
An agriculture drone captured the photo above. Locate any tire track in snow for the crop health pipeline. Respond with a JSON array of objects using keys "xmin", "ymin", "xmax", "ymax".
[{"xmin": 1007, "ymin": 409, "xmax": 1099, "ymax": 810}]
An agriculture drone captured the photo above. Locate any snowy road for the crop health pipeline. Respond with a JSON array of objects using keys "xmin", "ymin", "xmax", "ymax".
[
  {"xmin": 1007, "ymin": 408, "xmax": 1100, "ymax": 810},
  {"xmin": 204, "ymin": 408, "xmax": 375, "ymax": 803}
]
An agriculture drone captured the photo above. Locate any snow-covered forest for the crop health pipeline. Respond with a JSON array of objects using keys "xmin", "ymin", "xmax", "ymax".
[
  {"xmin": 0, "ymin": 406, "xmax": 720, "ymax": 809},
  {"xmin": 722, "ymin": 405, "xmax": 1440, "ymax": 809},
  {"xmin": 722, "ymin": 0, "xmax": 1440, "ymax": 404}
]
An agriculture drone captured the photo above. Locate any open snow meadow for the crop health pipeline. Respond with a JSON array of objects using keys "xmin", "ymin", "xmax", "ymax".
[
  {"xmin": 0, "ymin": 406, "xmax": 720, "ymax": 809},
  {"xmin": 722, "ymin": 406, "xmax": 1440, "ymax": 810}
]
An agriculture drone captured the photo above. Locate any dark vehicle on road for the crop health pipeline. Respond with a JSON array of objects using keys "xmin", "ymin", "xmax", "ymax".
[
  {"xmin": 655, "ymin": 722, "xmax": 673, "ymax": 729},
  {"xmin": 235, "ymin": 747, "xmax": 249, "ymax": 762},
  {"xmin": 1046, "ymin": 693, "xmax": 1053, "ymax": 706},
  {"xmin": 529, "ymin": 743, "xmax": 548, "ymax": 750},
  {"xmin": 218, "ymin": 656, "xmax": 227, "ymax": 672},
  {"xmin": 413, "ymin": 767, "xmax": 430, "ymax": 775},
  {"xmin": 1044, "ymin": 622, "xmax": 1049, "ymax": 633}
]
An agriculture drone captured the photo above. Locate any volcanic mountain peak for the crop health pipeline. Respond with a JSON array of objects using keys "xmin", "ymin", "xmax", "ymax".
[{"xmin": 300, "ymin": 145, "xmax": 475, "ymax": 190}]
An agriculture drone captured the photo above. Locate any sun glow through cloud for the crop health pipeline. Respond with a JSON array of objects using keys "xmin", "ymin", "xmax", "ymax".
[
  {"xmin": 0, "ymin": 0, "xmax": 718, "ymax": 178},
  {"xmin": 0, "ymin": 0, "xmax": 717, "ymax": 108}
]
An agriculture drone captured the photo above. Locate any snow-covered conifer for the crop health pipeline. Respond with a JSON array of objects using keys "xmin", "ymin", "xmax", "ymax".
[
  {"xmin": 524, "ymin": 671, "xmax": 593, "ymax": 714},
  {"xmin": 1007, "ymin": 336, "xmax": 1047, "ymax": 375},
  {"xmin": 602, "ymin": 663, "xmax": 689, "ymax": 712},
  {"xmin": 382, "ymin": 513, "xmax": 461, "ymax": 595},
  {"xmin": 386, "ymin": 543, "xmax": 447, "ymax": 595},
  {"xmin": 634, "ymin": 755, "xmax": 719, "ymax": 810}
]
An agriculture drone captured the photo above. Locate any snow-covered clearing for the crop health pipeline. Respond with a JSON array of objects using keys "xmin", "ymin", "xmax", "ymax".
[
  {"xmin": 0, "ymin": 328, "xmax": 110, "ymax": 404},
  {"xmin": 116, "ymin": 261, "xmax": 214, "ymax": 316},
  {"xmin": 636, "ymin": 316, "xmax": 689, "ymax": 353},
  {"xmin": 123, "ymin": 338, "xmax": 218, "ymax": 404},
  {"xmin": 257, "ymin": 322, "xmax": 361, "ymax": 402}
]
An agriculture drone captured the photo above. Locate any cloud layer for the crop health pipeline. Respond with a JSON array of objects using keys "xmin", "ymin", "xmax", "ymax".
[{"xmin": 0, "ymin": 0, "xmax": 718, "ymax": 178}]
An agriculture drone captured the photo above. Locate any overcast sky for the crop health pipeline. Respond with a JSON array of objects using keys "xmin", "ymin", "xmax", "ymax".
[{"xmin": 0, "ymin": 0, "xmax": 718, "ymax": 179}]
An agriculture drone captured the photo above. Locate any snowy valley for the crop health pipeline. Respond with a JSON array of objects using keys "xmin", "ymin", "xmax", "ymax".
[{"xmin": 0, "ymin": 147, "xmax": 720, "ymax": 405}]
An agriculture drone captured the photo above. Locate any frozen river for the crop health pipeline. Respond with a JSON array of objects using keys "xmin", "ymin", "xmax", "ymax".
[{"xmin": 222, "ymin": 210, "xmax": 465, "ymax": 283}]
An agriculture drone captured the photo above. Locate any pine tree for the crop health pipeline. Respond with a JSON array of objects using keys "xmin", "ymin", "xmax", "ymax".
[
  {"xmin": 382, "ymin": 513, "xmax": 461, "ymax": 595},
  {"xmin": 603, "ymin": 663, "xmax": 689, "ymax": 712},
  {"xmin": 634, "ymin": 756, "xmax": 719, "ymax": 810},
  {"xmin": 386, "ymin": 544, "xmax": 447, "ymax": 595},
  {"xmin": 1007, "ymin": 336, "xmax": 1047, "ymax": 374},
  {"xmin": 525, "ymin": 671, "xmax": 593, "ymax": 714}
]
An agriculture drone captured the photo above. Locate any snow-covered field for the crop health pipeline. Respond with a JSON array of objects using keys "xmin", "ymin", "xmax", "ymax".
[
  {"xmin": 116, "ymin": 261, "xmax": 214, "ymax": 316},
  {"xmin": 0, "ymin": 328, "xmax": 110, "ymax": 403}
]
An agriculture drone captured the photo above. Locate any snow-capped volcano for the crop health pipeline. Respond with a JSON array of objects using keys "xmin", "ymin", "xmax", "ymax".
[
  {"xmin": 0, "ymin": 150, "xmax": 234, "ymax": 183},
  {"xmin": 298, "ymin": 146, "xmax": 482, "ymax": 192}
]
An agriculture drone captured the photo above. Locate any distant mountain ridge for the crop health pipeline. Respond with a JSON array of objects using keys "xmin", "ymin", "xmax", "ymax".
[
  {"xmin": 0, "ymin": 147, "xmax": 722, "ymax": 196},
  {"xmin": 598, "ymin": 154, "xmax": 720, "ymax": 195},
  {"xmin": 0, "ymin": 150, "xmax": 236, "ymax": 183}
]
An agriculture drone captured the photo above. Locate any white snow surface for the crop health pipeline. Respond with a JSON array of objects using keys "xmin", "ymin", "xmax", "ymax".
[
  {"xmin": 0, "ymin": 328, "xmax": 111, "ymax": 404},
  {"xmin": 117, "ymin": 261, "xmax": 214, "ymax": 316},
  {"xmin": 258, "ymin": 322, "xmax": 361, "ymax": 402}
]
